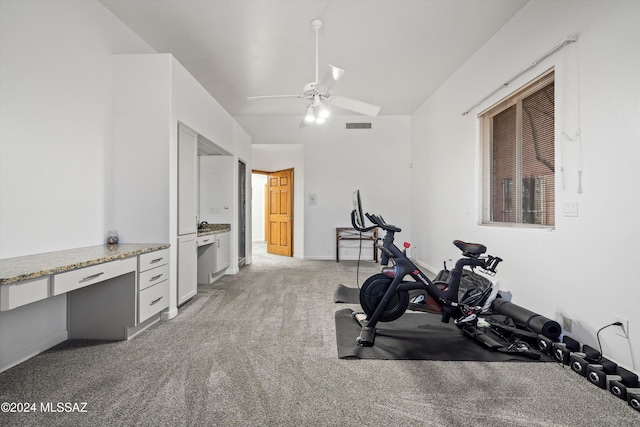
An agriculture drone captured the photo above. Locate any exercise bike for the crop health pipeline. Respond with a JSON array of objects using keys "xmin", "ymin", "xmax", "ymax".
[{"xmin": 350, "ymin": 190, "xmax": 502, "ymax": 346}]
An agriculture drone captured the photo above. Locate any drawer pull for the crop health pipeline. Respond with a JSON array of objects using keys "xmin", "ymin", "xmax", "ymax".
[
  {"xmin": 150, "ymin": 257, "xmax": 164, "ymax": 264},
  {"xmin": 150, "ymin": 274, "xmax": 163, "ymax": 281},
  {"xmin": 80, "ymin": 272, "xmax": 104, "ymax": 283},
  {"xmin": 202, "ymin": 239, "xmax": 210, "ymax": 243},
  {"xmin": 150, "ymin": 296, "xmax": 163, "ymax": 306}
]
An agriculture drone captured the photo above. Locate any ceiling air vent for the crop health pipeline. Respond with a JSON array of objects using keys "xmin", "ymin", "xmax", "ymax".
[{"xmin": 345, "ymin": 122, "xmax": 372, "ymax": 129}]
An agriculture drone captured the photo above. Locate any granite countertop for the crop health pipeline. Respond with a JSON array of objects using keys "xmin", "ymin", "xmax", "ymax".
[
  {"xmin": 0, "ymin": 243, "xmax": 170, "ymax": 285},
  {"xmin": 197, "ymin": 223, "xmax": 231, "ymax": 236}
]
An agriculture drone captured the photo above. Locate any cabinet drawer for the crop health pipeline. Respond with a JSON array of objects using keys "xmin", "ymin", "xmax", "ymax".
[
  {"xmin": 197, "ymin": 235, "xmax": 215, "ymax": 247},
  {"xmin": 138, "ymin": 249, "xmax": 169, "ymax": 272},
  {"xmin": 0, "ymin": 276, "xmax": 50, "ymax": 311},
  {"xmin": 138, "ymin": 280, "xmax": 169, "ymax": 323},
  {"xmin": 138, "ymin": 263, "xmax": 169, "ymax": 291},
  {"xmin": 52, "ymin": 257, "xmax": 137, "ymax": 296}
]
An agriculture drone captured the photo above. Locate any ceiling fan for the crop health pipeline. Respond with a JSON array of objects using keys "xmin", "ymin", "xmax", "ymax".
[{"xmin": 247, "ymin": 18, "xmax": 381, "ymax": 127}]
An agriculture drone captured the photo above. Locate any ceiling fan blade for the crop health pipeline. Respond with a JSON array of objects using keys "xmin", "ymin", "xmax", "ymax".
[
  {"xmin": 328, "ymin": 96, "xmax": 381, "ymax": 116},
  {"xmin": 316, "ymin": 65, "xmax": 345, "ymax": 93},
  {"xmin": 247, "ymin": 94, "xmax": 301, "ymax": 100}
]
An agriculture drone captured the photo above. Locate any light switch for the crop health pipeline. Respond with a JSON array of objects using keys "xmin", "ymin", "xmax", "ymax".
[{"xmin": 563, "ymin": 201, "xmax": 578, "ymax": 217}]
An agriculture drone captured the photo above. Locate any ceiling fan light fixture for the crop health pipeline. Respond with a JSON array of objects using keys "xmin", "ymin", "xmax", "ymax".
[
  {"xmin": 318, "ymin": 104, "xmax": 330, "ymax": 119},
  {"xmin": 248, "ymin": 18, "xmax": 381, "ymax": 125},
  {"xmin": 304, "ymin": 105, "xmax": 316, "ymax": 123}
]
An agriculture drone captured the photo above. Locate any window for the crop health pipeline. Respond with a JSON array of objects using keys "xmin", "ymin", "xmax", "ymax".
[{"xmin": 481, "ymin": 69, "xmax": 555, "ymax": 228}]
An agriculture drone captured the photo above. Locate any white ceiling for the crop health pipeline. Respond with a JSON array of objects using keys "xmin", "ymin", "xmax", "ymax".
[{"xmin": 100, "ymin": 0, "xmax": 528, "ymax": 118}]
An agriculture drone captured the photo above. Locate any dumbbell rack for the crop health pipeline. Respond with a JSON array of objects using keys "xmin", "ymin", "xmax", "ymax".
[{"xmin": 536, "ymin": 333, "xmax": 640, "ymax": 412}]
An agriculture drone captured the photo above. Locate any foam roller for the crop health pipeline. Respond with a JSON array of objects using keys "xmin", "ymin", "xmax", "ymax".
[{"xmin": 492, "ymin": 298, "xmax": 561, "ymax": 339}]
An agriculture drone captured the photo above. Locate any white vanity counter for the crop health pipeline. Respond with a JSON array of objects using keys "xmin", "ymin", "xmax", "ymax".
[
  {"xmin": 0, "ymin": 244, "xmax": 170, "ymax": 373},
  {"xmin": 0, "ymin": 243, "xmax": 169, "ymax": 285}
]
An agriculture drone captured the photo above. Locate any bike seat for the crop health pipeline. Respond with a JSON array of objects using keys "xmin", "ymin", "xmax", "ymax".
[{"xmin": 453, "ymin": 240, "xmax": 487, "ymax": 256}]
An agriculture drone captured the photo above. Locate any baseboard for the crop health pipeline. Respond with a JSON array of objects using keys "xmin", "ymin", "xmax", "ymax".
[
  {"xmin": 302, "ymin": 255, "xmax": 333, "ymax": 261},
  {"xmin": 161, "ymin": 307, "xmax": 178, "ymax": 320},
  {"xmin": 411, "ymin": 258, "xmax": 438, "ymax": 276},
  {"xmin": 226, "ymin": 266, "xmax": 240, "ymax": 275},
  {"xmin": 0, "ymin": 331, "xmax": 68, "ymax": 373},
  {"xmin": 126, "ymin": 314, "xmax": 161, "ymax": 340}
]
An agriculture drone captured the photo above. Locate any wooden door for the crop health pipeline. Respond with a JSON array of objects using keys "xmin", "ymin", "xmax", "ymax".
[{"xmin": 267, "ymin": 169, "xmax": 293, "ymax": 256}]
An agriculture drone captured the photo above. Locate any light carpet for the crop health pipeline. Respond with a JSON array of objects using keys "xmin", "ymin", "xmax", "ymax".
[{"xmin": 0, "ymin": 246, "xmax": 638, "ymax": 426}]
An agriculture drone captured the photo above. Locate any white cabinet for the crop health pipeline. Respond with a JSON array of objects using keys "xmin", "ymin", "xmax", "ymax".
[
  {"xmin": 177, "ymin": 234, "xmax": 197, "ymax": 306},
  {"xmin": 178, "ymin": 124, "xmax": 198, "ymax": 236},
  {"xmin": 215, "ymin": 232, "xmax": 231, "ymax": 273},
  {"xmin": 139, "ymin": 279, "xmax": 170, "ymax": 323},
  {"xmin": 197, "ymin": 234, "xmax": 216, "ymax": 284},
  {"xmin": 196, "ymin": 231, "xmax": 230, "ymax": 284},
  {"xmin": 137, "ymin": 249, "xmax": 170, "ymax": 323},
  {"xmin": 52, "ymin": 258, "xmax": 136, "ymax": 296},
  {"xmin": 0, "ymin": 277, "xmax": 49, "ymax": 311},
  {"xmin": 111, "ymin": 54, "xmax": 250, "ymax": 316}
]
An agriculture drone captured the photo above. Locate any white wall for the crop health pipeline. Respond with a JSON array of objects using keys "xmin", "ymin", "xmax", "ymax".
[
  {"xmin": 200, "ymin": 156, "xmax": 235, "ymax": 224},
  {"xmin": 0, "ymin": 0, "xmax": 153, "ymax": 372},
  {"xmin": 411, "ymin": 0, "xmax": 640, "ymax": 370},
  {"xmin": 0, "ymin": 0, "xmax": 153, "ymax": 258},
  {"xmin": 110, "ymin": 54, "xmax": 172, "ymax": 244},
  {"xmin": 242, "ymin": 115, "xmax": 412, "ymax": 260}
]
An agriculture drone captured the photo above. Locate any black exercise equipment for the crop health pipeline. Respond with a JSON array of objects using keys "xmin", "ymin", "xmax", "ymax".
[
  {"xmin": 568, "ymin": 344, "xmax": 601, "ymax": 376},
  {"xmin": 609, "ymin": 367, "xmax": 640, "ymax": 401},
  {"xmin": 350, "ymin": 190, "xmax": 503, "ymax": 346},
  {"xmin": 492, "ymin": 299, "xmax": 561, "ymax": 340},
  {"xmin": 552, "ymin": 335, "xmax": 581, "ymax": 365},
  {"xmin": 586, "ymin": 360, "xmax": 621, "ymax": 389}
]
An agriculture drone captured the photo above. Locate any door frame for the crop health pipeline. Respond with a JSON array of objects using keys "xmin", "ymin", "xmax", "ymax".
[{"xmin": 253, "ymin": 168, "xmax": 294, "ymax": 257}]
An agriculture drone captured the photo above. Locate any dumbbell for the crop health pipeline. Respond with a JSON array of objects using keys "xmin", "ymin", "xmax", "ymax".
[
  {"xmin": 552, "ymin": 336, "xmax": 580, "ymax": 365},
  {"xmin": 569, "ymin": 345, "xmax": 602, "ymax": 376},
  {"xmin": 609, "ymin": 367, "xmax": 640, "ymax": 401},
  {"xmin": 537, "ymin": 334, "xmax": 556, "ymax": 356},
  {"xmin": 585, "ymin": 360, "xmax": 620, "ymax": 388},
  {"xmin": 629, "ymin": 390, "xmax": 640, "ymax": 412}
]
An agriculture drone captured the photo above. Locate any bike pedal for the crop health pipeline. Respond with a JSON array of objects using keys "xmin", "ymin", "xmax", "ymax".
[{"xmin": 455, "ymin": 313, "xmax": 477, "ymax": 325}]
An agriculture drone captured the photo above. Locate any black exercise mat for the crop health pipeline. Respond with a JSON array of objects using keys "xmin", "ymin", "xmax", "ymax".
[
  {"xmin": 335, "ymin": 308, "xmax": 550, "ymax": 361},
  {"xmin": 334, "ymin": 284, "xmax": 360, "ymax": 303},
  {"xmin": 334, "ymin": 285, "xmax": 426, "ymax": 306}
]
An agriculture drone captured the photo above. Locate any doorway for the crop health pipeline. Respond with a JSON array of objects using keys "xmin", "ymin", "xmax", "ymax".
[
  {"xmin": 238, "ymin": 160, "xmax": 247, "ymax": 268},
  {"xmin": 252, "ymin": 169, "xmax": 294, "ymax": 257}
]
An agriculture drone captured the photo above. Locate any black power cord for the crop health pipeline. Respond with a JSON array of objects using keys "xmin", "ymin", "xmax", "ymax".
[
  {"xmin": 596, "ymin": 321, "xmax": 623, "ymax": 362},
  {"xmin": 355, "ymin": 228, "xmax": 363, "ymax": 290}
]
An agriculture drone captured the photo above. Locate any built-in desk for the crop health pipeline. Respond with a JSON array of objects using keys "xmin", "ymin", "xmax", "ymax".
[{"xmin": 0, "ymin": 244, "xmax": 170, "ymax": 372}]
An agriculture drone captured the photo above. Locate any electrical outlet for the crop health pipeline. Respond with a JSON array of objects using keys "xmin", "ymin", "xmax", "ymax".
[
  {"xmin": 615, "ymin": 316, "xmax": 629, "ymax": 338},
  {"xmin": 563, "ymin": 315, "xmax": 572, "ymax": 333}
]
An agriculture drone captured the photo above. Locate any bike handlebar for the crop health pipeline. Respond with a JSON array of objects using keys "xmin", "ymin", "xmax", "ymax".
[
  {"xmin": 483, "ymin": 255, "xmax": 503, "ymax": 274},
  {"xmin": 351, "ymin": 210, "xmax": 377, "ymax": 232},
  {"xmin": 352, "ymin": 209, "xmax": 502, "ymax": 274},
  {"xmin": 366, "ymin": 213, "xmax": 402, "ymax": 233}
]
